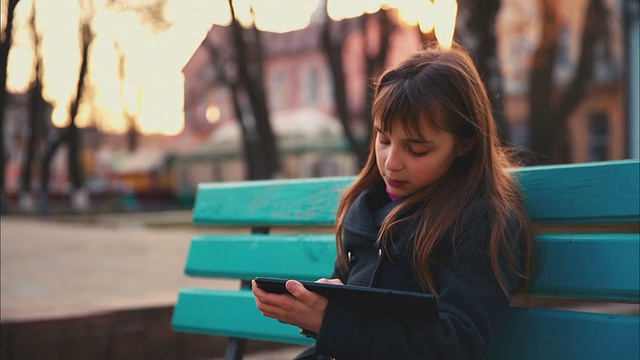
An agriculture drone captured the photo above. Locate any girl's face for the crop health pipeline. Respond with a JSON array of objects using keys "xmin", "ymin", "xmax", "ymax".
[{"xmin": 375, "ymin": 119, "xmax": 467, "ymax": 198}]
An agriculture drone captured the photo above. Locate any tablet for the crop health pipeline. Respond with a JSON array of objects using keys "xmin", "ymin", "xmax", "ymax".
[{"xmin": 254, "ymin": 277, "xmax": 438, "ymax": 323}]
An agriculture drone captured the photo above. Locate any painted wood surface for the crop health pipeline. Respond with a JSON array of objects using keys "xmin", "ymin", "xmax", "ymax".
[
  {"xmin": 185, "ymin": 234, "xmax": 336, "ymax": 281},
  {"xmin": 172, "ymin": 289, "xmax": 314, "ymax": 346},
  {"xmin": 487, "ymin": 308, "xmax": 640, "ymax": 360},
  {"xmin": 172, "ymin": 290, "xmax": 640, "ymax": 358},
  {"xmin": 181, "ymin": 233, "xmax": 639, "ymax": 302},
  {"xmin": 532, "ymin": 234, "xmax": 640, "ymax": 302},
  {"xmin": 192, "ymin": 160, "xmax": 639, "ymax": 226},
  {"xmin": 193, "ymin": 176, "xmax": 352, "ymax": 226}
]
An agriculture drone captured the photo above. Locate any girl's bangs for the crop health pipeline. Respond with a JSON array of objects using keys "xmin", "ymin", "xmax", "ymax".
[{"xmin": 373, "ymin": 80, "xmax": 446, "ymax": 139}]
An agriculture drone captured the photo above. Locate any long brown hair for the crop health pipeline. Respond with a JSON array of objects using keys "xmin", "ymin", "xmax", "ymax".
[{"xmin": 335, "ymin": 43, "xmax": 535, "ymax": 297}]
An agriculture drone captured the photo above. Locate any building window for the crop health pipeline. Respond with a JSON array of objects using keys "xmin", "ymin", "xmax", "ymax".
[
  {"xmin": 272, "ymin": 72, "xmax": 288, "ymax": 109},
  {"xmin": 305, "ymin": 67, "xmax": 319, "ymax": 105},
  {"xmin": 588, "ymin": 111, "xmax": 609, "ymax": 161},
  {"xmin": 554, "ymin": 25, "xmax": 573, "ymax": 84}
]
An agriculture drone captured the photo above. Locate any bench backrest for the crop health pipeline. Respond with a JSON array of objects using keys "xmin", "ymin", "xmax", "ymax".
[{"xmin": 172, "ymin": 159, "xmax": 640, "ymax": 359}]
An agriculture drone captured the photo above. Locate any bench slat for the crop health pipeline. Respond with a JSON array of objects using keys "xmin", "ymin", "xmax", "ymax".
[
  {"xmin": 192, "ymin": 160, "xmax": 639, "ymax": 226},
  {"xmin": 186, "ymin": 234, "xmax": 336, "ymax": 281},
  {"xmin": 193, "ymin": 177, "xmax": 352, "ymax": 226},
  {"xmin": 172, "ymin": 289, "xmax": 314, "ymax": 346},
  {"xmin": 487, "ymin": 308, "xmax": 640, "ymax": 360},
  {"xmin": 518, "ymin": 160, "xmax": 640, "ymax": 224},
  {"xmin": 533, "ymin": 234, "xmax": 640, "ymax": 302},
  {"xmin": 172, "ymin": 290, "xmax": 639, "ymax": 360},
  {"xmin": 183, "ymin": 233, "xmax": 639, "ymax": 302}
]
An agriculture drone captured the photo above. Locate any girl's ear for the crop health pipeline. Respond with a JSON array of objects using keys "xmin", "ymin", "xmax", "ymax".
[{"xmin": 456, "ymin": 138, "xmax": 475, "ymax": 157}]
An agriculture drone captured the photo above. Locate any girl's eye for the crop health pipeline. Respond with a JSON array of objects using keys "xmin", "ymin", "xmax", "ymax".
[
  {"xmin": 377, "ymin": 134, "xmax": 391, "ymax": 145},
  {"xmin": 409, "ymin": 148, "xmax": 429, "ymax": 156}
]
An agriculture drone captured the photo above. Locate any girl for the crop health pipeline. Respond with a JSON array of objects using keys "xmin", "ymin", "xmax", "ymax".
[{"xmin": 252, "ymin": 43, "xmax": 536, "ymax": 360}]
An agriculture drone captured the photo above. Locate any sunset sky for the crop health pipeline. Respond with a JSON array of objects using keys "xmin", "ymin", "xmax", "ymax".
[{"xmin": 3, "ymin": 0, "xmax": 457, "ymax": 136}]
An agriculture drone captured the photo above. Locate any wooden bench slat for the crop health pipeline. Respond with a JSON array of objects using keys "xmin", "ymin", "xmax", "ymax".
[
  {"xmin": 183, "ymin": 233, "xmax": 639, "ymax": 302},
  {"xmin": 172, "ymin": 290, "xmax": 639, "ymax": 360},
  {"xmin": 193, "ymin": 177, "xmax": 352, "ymax": 226},
  {"xmin": 172, "ymin": 289, "xmax": 314, "ymax": 346},
  {"xmin": 487, "ymin": 308, "xmax": 640, "ymax": 360},
  {"xmin": 191, "ymin": 160, "xmax": 639, "ymax": 226},
  {"xmin": 533, "ymin": 234, "xmax": 640, "ymax": 302},
  {"xmin": 518, "ymin": 160, "xmax": 640, "ymax": 224},
  {"xmin": 185, "ymin": 234, "xmax": 336, "ymax": 281}
]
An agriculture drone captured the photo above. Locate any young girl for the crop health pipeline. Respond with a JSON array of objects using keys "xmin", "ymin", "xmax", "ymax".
[{"xmin": 252, "ymin": 43, "xmax": 536, "ymax": 360}]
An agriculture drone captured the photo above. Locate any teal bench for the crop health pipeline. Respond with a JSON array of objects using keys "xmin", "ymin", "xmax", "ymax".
[{"xmin": 172, "ymin": 159, "xmax": 640, "ymax": 360}]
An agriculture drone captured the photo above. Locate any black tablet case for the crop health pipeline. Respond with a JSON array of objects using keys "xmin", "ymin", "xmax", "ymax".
[{"xmin": 255, "ymin": 277, "xmax": 439, "ymax": 323}]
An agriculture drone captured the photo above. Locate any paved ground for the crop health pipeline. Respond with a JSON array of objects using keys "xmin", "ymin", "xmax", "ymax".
[
  {"xmin": 1, "ymin": 212, "xmax": 229, "ymax": 321},
  {"xmin": 1, "ymin": 211, "xmax": 310, "ymax": 359}
]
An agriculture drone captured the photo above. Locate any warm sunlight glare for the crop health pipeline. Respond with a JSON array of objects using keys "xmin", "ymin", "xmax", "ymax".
[
  {"xmin": 37, "ymin": 1, "xmax": 82, "ymax": 128},
  {"xmin": 7, "ymin": 0, "xmax": 219, "ymax": 136},
  {"xmin": 327, "ymin": 0, "xmax": 381, "ymax": 21},
  {"xmin": 6, "ymin": 0, "xmax": 459, "ymax": 136},
  {"xmin": 328, "ymin": 0, "xmax": 458, "ymax": 48},
  {"xmin": 388, "ymin": 0, "xmax": 426, "ymax": 26},
  {"xmin": 433, "ymin": 0, "xmax": 458, "ymax": 49},
  {"xmin": 391, "ymin": 0, "xmax": 458, "ymax": 48},
  {"xmin": 251, "ymin": 0, "xmax": 317, "ymax": 33},
  {"xmin": 164, "ymin": 0, "xmax": 231, "ymax": 30}
]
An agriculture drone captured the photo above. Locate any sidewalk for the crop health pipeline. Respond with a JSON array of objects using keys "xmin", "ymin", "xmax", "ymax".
[
  {"xmin": 0, "ymin": 213, "xmax": 303, "ymax": 359},
  {"xmin": 1, "ymin": 213, "xmax": 220, "ymax": 322}
]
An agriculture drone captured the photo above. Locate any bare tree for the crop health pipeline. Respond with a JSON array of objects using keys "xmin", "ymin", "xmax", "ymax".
[
  {"xmin": 39, "ymin": 0, "xmax": 96, "ymax": 214},
  {"xmin": 321, "ymin": 6, "xmax": 395, "ymax": 168},
  {"xmin": 225, "ymin": 0, "xmax": 280, "ymax": 180},
  {"xmin": 0, "ymin": 0, "xmax": 20, "ymax": 212},
  {"xmin": 19, "ymin": 0, "xmax": 47, "ymax": 212},
  {"xmin": 115, "ymin": 40, "xmax": 138, "ymax": 152},
  {"xmin": 456, "ymin": 0, "xmax": 509, "ymax": 143},
  {"xmin": 528, "ymin": 0, "xmax": 611, "ymax": 163},
  {"xmin": 321, "ymin": 16, "xmax": 363, "ymax": 163}
]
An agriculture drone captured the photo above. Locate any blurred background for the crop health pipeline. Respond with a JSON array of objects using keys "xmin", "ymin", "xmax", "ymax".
[
  {"xmin": 1, "ymin": 0, "xmax": 638, "ymax": 215},
  {"xmin": 0, "ymin": 0, "xmax": 638, "ymax": 359}
]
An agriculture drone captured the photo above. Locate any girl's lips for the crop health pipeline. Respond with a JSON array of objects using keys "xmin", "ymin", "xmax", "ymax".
[{"xmin": 386, "ymin": 178, "xmax": 407, "ymax": 187}]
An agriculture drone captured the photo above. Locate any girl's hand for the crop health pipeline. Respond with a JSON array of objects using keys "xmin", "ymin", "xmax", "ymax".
[{"xmin": 251, "ymin": 278, "xmax": 343, "ymax": 333}]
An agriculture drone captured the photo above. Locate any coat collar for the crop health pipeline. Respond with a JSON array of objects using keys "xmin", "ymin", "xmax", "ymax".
[{"xmin": 343, "ymin": 182, "xmax": 403, "ymax": 239}]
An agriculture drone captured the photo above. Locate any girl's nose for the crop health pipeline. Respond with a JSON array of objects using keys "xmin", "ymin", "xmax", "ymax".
[{"xmin": 385, "ymin": 147, "xmax": 403, "ymax": 171}]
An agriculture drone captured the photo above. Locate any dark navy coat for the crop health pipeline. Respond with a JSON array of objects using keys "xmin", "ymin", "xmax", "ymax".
[{"xmin": 296, "ymin": 182, "xmax": 517, "ymax": 360}]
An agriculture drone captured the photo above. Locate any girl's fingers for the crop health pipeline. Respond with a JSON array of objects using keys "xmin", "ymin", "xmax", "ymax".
[
  {"xmin": 252, "ymin": 279, "xmax": 329, "ymax": 332},
  {"xmin": 316, "ymin": 278, "xmax": 344, "ymax": 285},
  {"xmin": 286, "ymin": 280, "xmax": 325, "ymax": 307}
]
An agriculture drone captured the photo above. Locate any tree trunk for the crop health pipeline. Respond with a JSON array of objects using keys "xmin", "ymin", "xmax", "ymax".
[
  {"xmin": 39, "ymin": 130, "xmax": 67, "ymax": 216},
  {"xmin": 67, "ymin": 20, "xmax": 92, "ymax": 212},
  {"xmin": 126, "ymin": 114, "xmax": 138, "ymax": 152},
  {"xmin": 20, "ymin": 2, "xmax": 46, "ymax": 213},
  {"xmin": 68, "ymin": 23, "xmax": 91, "ymax": 191},
  {"xmin": 528, "ymin": 0, "xmax": 560, "ymax": 164},
  {"xmin": 361, "ymin": 10, "xmax": 393, "ymax": 163},
  {"xmin": 321, "ymin": 18, "xmax": 368, "ymax": 166},
  {"xmin": 228, "ymin": 0, "xmax": 280, "ymax": 180},
  {"xmin": 321, "ymin": 8, "xmax": 394, "ymax": 170},
  {"xmin": 528, "ymin": 0, "xmax": 607, "ymax": 164},
  {"xmin": 457, "ymin": 0, "xmax": 509, "ymax": 143},
  {"xmin": 0, "ymin": 0, "xmax": 20, "ymax": 212},
  {"xmin": 19, "ymin": 76, "xmax": 45, "ymax": 212}
]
